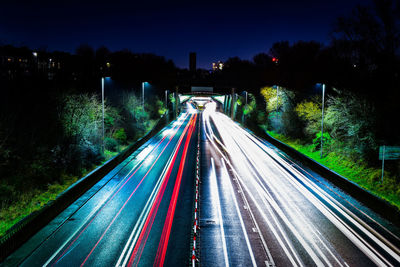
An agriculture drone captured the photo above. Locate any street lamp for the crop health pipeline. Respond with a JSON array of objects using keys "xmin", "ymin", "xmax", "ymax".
[
  {"xmin": 101, "ymin": 77, "xmax": 110, "ymax": 152},
  {"xmin": 320, "ymin": 83, "xmax": 326, "ymax": 158},
  {"xmin": 165, "ymin": 90, "xmax": 168, "ymax": 109},
  {"xmin": 142, "ymin": 81, "xmax": 148, "ymax": 110},
  {"xmin": 242, "ymin": 91, "xmax": 248, "ymax": 124}
]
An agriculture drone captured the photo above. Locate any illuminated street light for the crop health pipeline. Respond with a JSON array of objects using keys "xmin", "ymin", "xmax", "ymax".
[
  {"xmin": 142, "ymin": 81, "xmax": 148, "ymax": 110},
  {"xmin": 101, "ymin": 76, "xmax": 111, "ymax": 152},
  {"xmin": 320, "ymin": 83, "xmax": 326, "ymax": 158},
  {"xmin": 165, "ymin": 90, "xmax": 168, "ymax": 109},
  {"xmin": 242, "ymin": 91, "xmax": 248, "ymax": 124}
]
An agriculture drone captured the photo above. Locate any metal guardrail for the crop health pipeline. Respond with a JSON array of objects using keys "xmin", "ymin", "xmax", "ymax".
[
  {"xmin": 222, "ymin": 104, "xmax": 400, "ymax": 227},
  {"xmin": 0, "ymin": 112, "xmax": 172, "ymax": 262},
  {"xmin": 250, "ymin": 124, "xmax": 400, "ymax": 227}
]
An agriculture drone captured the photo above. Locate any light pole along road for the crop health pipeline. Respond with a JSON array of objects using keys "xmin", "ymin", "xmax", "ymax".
[
  {"xmin": 3, "ymin": 103, "xmax": 199, "ymax": 267},
  {"xmin": 200, "ymin": 100, "xmax": 400, "ymax": 267}
]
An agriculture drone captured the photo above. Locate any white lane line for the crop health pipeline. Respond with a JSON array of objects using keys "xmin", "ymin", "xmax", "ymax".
[
  {"xmin": 241, "ymin": 123, "xmax": 400, "ymax": 259},
  {"xmin": 221, "ymin": 158, "xmax": 257, "ymax": 267},
  {"xmin": 44, "ymin": 115, "xmax": 187, "ymax": 267},
  {"xmin": 215, "ymin": 112, "xmax": 399, "ymax": 265},
  {"xmin": 228, "ymin": 137, "xmax": 335, "ymax": 266},
  {"xmin": 205, "ymin": 122, "xmax": 299, "ymax": 266},
  {"xmin": 43, "ymin": 160, "xmax": 143, "ymax": 266},
  {"xmin": 115, "ymin": 150, "xmax": 174, "ymax": 267},
  {"xmin": 211, "ymin": 157, "xmax": 230, "ymax": 267},
  {"xmin": 210, "ymin": 114, "xmax": 304, "ymax": 266},
  {"xmin": 117, "ymin": 114, "xmax": 193, "ymax": 267}
]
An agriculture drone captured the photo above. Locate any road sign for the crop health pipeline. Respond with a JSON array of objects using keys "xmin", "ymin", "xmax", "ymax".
[
  {"xmin": 379, "ymin": 145, "xmax": 400, "ymax": 183},
  {"xmin": 379, "ymin": 146, "xmax": 400, "ymax": 160}
]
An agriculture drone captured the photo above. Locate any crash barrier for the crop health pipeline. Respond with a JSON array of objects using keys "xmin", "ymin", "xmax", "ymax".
[
  {"xmin": 191, "ymin": 125, "xmax": 201, "ymax": 267},
  {"xmin": 0, "ymin": 112, "xmax": 172, "ymax": 262},
  {"xmin": 250, "ymin": 124, "xmax": 400, "ymax": 227}
]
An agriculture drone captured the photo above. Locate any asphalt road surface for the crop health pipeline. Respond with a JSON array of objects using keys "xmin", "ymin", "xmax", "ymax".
[
  {"xmin": 3, "ymin": 103, "xmax": 198, "ymax": 267},
  {"xmin": 4, "ymin": 99, "xmax": 400, "ymax": 267},
  {"xmin": 200, "ymin": 101, "xmax": 400, "ymax": 267}
]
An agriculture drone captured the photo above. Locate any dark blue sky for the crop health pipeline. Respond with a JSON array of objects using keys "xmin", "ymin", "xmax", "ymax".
[{"xmin": 1, "ymin": 0, "xmax": 366, "ymax": 69}]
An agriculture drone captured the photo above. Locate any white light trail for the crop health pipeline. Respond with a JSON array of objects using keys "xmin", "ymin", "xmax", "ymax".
[
  {"xmin": 221, "ymin": 158, "xmax": 257, "ymax": 267},
  {"xmin": 202, "ymin": 102, "xmax": 400, "ymax": 266},
  {"xmin": 211, "ymin": 157, "xmax": 230, "ymax": 267}
]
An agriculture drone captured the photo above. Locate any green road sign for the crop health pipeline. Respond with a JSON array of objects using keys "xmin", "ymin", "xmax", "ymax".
[{"xmin": 379, "ymin": 146, "xmax": 400, "ymax": 160}]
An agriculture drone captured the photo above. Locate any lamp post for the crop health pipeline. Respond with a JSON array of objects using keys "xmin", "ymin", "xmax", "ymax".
[
  {"xmin": 101, "ymin": 77, "xmax": 105, "ymax": 152},
  {"xmin": 242, "ymin": 91, "xmax": 248, "ymax": 124},
  {"xmin": 142, "ymin": 82, "xmax": 146, "ymax": 110},
  {"xmin": 165, "ymin": 90, "xmax": 168, "ymax": 109},
  {"xmin": 320, "ymin": 83, "xmax": 326, "ymax": 158}
]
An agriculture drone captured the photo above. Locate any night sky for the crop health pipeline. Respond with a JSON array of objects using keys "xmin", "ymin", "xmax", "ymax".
[{"xmin": 1, "ymin": 0, "xmax": 366, "ymax": 69}]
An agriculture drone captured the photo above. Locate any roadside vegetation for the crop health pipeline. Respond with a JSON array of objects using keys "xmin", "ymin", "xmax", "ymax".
[
  {"xmin": 232, "ymin": 86, "xmax": 400, "ymax": 210},
  {"xmin": 0, "ymin": 91, "xmax": 165, "ymax": 237}
]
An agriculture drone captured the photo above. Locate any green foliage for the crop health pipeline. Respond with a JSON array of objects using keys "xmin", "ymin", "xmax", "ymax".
[
  {"xmin": 113, "ymin": 128, "xmax": 127, "ymax": 143},
  {"xmin": 59, "ymin": 94, "xmax": 103, "ymax": 172},
  {"xmin": 156, "ymin": 99, "xmax": 167, "ymax": 116},
  {"xmin": 243, "ymin": 93, "xmax": 256, "ymax": 116},
  {"xmin": 312, "ymin": 131, "xmax": 332, "ymax": 151},
  {"xmin": 0, "ymin": 174, "xmax": 79, "ymax": 237},
  {"xmin": 268, "ymin": 131, "xmax": 400, "ymax": 210},
  {"xmin": 325, "ymin": 90, "xmax": 377, "ymax": 160},
  {"xmin": 295, "ymin": 98, "xmax": 322, "ymax": 139},
  {"xmin": 104, "ymin": 137, "xmax": 118, "ymax": 152}
]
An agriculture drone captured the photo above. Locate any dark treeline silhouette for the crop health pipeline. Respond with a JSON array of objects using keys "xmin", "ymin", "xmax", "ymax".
[
  {"xmin": 206, "ymin": 0, "xmax": 400, "ymax": 145},
  {"xmin": 0, "ymin": 44, "xmax": 176, "ymax": 218}
]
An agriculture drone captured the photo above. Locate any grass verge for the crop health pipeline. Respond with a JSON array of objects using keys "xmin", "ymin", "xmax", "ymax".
[
  {"xmin": 0, "ymin": 174, "xmax": 79, "ymax": 237},
  {"xmin": 267, "ymin": 130, "xmax": 400, "ymax": 210},
  {"xmin": 0, "ymin": 146, "xmax": 126, "ymax": 238}
]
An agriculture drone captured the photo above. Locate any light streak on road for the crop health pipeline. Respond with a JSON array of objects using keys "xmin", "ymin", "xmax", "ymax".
[
  {"xmin": 80, "ymin": 114, "xmax": 196, "ymax": 266},
  {"xmin": 154, "ymin": 113, "xmax": 198, "ymax": 266},
  {"xmin": 210, "ymin": 157, "xmax": 230, "ymax": 267},
  {"xmin": 220, "ymin": 158, "xmax": 257, "ymax": 267},
  {"xmin": 202, "ymin": 101, "xmax": 400, "ymax": 266},
  {"xmin": 31, "ymin": 111, "xmax": 197, "ymax": 267},
  {"xmin": 44, "ymin": 113, "xmax": 190, "ymax": 267}
]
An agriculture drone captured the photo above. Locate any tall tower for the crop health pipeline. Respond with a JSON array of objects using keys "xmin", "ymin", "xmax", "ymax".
[{"xmin": 189, "ymin": 52, "xmax": 196, "ymax": 73}]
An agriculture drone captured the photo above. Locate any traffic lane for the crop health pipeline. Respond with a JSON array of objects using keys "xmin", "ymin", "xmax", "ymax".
[
  {"xmin": 199, "ymin": 130, "xmax": 226, "ymax": 267},
  {"xmin": 163, "ymin": 115, "xmax": 199, "ymax": 266},
  {"xmin": 200, "ymin": 111, "xmax": 256, "ymax": 267},
  {"xmin": 234, "ymin": 124, "xmax": 400, "ymax": 265},
  {"xmin": 213, "ymin": 113, "xmax": 373, "ymax": 265},
  {"xmin": 2, "ymin": 117, "xmax": 182, "ymax": 267},
  {"xmin": 51, "ymin": 113, "xmax": 196, "ymax": 267},
  {"xmin": 18, "ymin": 112, "xmax": 194, "ymax": 266},
  {"xmin": 233, "ymin": 155, "xmax": 373, "ymax": 266},
  {"xmin": 256, "ymin": 136, "xmax": 400, "ymax": 247},
  {"xmin": 210, "ymin": 110, "xmax": 400, "ymax": 266},
  {"xmin": 128, "ymin": 112, "xmax": 197, "ymax": 267}
]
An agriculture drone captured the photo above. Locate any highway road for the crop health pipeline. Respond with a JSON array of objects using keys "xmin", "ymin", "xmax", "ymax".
[
  {"xmin": 4, "ymin": 98, "xmax": 400, "ymax": 267},
  {"xmin": 3, "ymin": 103, "xmax": 199, "ymax": 267},
  {"xmin": 200, "ymin": 101, "xmax": 400, "ymax": 267}
]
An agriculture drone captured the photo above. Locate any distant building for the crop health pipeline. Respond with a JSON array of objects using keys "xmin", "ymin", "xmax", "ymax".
[
  {"xmin": 212, "ymin": 61, "xmax": 224, "ymax": 71},
  {"xmin": 189, "ymin": 52, "xmax": 196, "ymax": 72}
]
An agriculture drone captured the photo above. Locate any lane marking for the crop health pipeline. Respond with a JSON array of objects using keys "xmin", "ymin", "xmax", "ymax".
[
  {"xmin": 79, "ymin": 114, "xmax": 194, "ymax": 266},
  {"xmin": 115, "ymin": 138, "xmax": 179, "ymax": 267},
  {"xmin": 154, "ymin": 113, "xmax": 198, "ymax": 266},
  {"xmin": 45, "ymin": 114, "xmax": 189, "ymax": 267},
  {"xmin": 221, "ymin": 158, "xmax": 257, "ymax": 267},
  {"xmin": 210, "ymin": 157, "xmax": 230, "ymax": 267}
]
